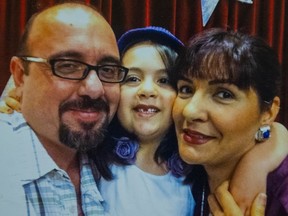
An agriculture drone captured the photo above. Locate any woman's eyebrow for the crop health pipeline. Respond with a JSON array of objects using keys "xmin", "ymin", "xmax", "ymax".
[
  {"xmin": 178, "ymin": 76, "xmax": 192, "ymax": 82},
  {"xmin": 208, "ymin": 79, "xmax": 231, "ymax": 85}
]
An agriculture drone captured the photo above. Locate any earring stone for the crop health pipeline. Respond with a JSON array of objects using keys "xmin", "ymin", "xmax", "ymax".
[{"xmin": 255, "ymin": 125, "xmax": 271, "ymax": 142}]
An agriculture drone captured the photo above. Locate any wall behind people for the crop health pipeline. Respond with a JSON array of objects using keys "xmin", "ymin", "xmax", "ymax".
[{"xmin": 1, "ymin": 0, "xmax": 287, "ymax": 126}]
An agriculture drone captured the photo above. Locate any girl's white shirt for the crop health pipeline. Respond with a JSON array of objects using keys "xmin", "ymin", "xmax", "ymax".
[{"xmin": 99, "ymin": 164, "xmax": 195, "ymax": 216}]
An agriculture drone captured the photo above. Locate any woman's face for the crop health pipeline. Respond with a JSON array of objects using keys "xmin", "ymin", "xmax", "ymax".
[
  {"xmin": 117, "ymin": 43, "xmax": 176, "ymax": 142},
  {"xmin": 173, "ymin": 76, "xmax": 266, "ymax": 168}
]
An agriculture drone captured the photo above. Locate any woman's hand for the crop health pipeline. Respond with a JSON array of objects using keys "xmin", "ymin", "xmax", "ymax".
[
  {"xmin": 209, "ymin": 181, "xmax": 267, "ymax": 216},
  {"xmin": 0, "ymin": 88, "xmax": 21, "ymax": 113}
]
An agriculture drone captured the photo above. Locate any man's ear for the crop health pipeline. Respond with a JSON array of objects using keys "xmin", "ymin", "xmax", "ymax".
[
  {"xmin": 261, "ymin": 96, "xmax": 280, "ymax": 125},
  {"xmin": 10, "ymin": 56, "xmax": 26, "ymax": 99},
  {"xmin": 10, "ymin": 56, "xmax": 25, "ymax": 87}
]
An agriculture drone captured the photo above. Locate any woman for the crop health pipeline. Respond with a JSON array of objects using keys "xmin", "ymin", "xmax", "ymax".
[{"xmin": 173, "ymin": 28, "xmax": 288, "ymax": 215}]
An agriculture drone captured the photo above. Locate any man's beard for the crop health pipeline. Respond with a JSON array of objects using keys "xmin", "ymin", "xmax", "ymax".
[
  {"xmin": 59, "ymin": 119, "xmax": 109, "ymax": 152},
  {"xmin": 58, "ymin": 96, "xmax": 110, "ymax": 152}
]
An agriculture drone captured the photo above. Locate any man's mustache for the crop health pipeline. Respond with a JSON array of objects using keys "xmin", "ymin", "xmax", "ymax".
[{"xmin": 59, "ymin": 96, "xmax": 110, "ymax": 116}]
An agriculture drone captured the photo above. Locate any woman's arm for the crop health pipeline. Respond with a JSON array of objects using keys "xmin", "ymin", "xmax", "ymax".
[{"xmin": 230, "ymin": 122, "xmax": 288, "ymax": 214}]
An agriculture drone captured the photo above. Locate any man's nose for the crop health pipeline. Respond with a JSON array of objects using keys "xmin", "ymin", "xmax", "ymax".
[{"xmin": 78, "ymin": 69, "xmax": 105, "ymax": 99}]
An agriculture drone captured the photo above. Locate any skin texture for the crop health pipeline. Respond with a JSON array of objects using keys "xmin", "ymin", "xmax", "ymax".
[{"xmin": 117, "ymin": 42, "xmax": 176, "ymax": 174}]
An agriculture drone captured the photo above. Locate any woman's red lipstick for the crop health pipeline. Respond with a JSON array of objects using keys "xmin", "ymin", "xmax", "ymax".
[{"xmin": 182, "ymin": 128, "xmax": 214, "ymax": 145}]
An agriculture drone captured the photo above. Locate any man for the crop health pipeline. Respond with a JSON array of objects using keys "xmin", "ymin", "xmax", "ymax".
[{"xmin": 0, "ymin": 2, "xmax": 127, "ymax": 215}]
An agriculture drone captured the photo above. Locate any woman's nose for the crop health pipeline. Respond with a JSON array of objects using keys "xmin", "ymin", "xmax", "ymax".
[{"xmin": 182, "ymin": 92, "xmax": 208, "ymax": 123}]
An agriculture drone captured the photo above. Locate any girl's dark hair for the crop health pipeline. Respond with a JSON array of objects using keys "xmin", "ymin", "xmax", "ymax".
[
  {"xmin": 89, "ymin": 117, "xmax": 179, "ymax": 180},
  {"xmin": 174, "ymin": 28, "xmax": 282, "ymax": 112}
]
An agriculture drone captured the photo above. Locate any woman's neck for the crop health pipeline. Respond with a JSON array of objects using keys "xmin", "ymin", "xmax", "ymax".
[
  {"xmin": 205, "ymin": 145, "xmax": 255, "ymax": 192},
  {"xmin": 205, "ymin": 159, "xmax": 239, "ymax": 192}
]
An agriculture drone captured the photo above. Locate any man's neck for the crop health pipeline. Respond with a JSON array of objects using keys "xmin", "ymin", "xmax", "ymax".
[
  {"xmin": 37, "ymin": 135, "xmax": 81, "ymax": 183},
  {"xmin": 37, "ymin": 135, "xmax": 83, "ymax": 213}
]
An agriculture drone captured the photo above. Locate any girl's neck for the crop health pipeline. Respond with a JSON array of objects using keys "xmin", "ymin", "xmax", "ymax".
[{"xmin": 135, "ymin": 140, "xmax": 168, "ymax": 175}]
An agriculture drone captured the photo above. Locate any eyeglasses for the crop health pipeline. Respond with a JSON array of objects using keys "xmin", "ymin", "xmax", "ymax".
[{"xmin": 19, "ymin": 56, "xmax": 129, "ymax": 83}]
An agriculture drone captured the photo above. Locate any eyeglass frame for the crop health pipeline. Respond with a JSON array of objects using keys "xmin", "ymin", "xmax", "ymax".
[{"xmin": 18, "ymin": 56, "xmax": 129, "ymax": 83}]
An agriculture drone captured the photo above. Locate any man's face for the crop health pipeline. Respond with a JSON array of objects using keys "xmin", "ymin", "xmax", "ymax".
[{"xmin": 17, "ymin": 7, "xmax": 120, "ymax": 152}]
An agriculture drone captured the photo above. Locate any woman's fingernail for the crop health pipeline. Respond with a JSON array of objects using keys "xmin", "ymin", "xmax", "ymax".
[{"xmin": 257, "ymin": 193, "xmax": 267, "ymax": 206}]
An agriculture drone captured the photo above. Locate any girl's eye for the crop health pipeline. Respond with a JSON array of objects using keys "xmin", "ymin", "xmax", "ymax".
[{"xmin": 124, "ymin": 76, "xmax": 141, "ymax": 83}]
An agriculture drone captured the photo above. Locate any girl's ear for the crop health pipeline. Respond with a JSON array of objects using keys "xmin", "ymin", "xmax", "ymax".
[
  {"xmin": 10, "ymin": 56, "xmax": 26, "ymax": 99},
  {"xmin": 261, "ymin": 96, "xmax": 280, "ymax": 125}
]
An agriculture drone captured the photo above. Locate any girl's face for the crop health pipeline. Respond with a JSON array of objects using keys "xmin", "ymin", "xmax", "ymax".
[
  {"xmin": 117, "ymin": 43, "xmax": 176, "ymax": 142},
  {"xmin": 173, "ymin": 76, "xmax": 269, "ymax": 168}
]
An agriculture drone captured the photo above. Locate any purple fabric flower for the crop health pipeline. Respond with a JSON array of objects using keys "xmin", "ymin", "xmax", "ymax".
[
  {"xmin": 167, "ymin": 153, "xmax": 187, "ymax": 178},
  {"xmin": 114, "ymin": 137, "xmax": 139, "ymax": 164}
]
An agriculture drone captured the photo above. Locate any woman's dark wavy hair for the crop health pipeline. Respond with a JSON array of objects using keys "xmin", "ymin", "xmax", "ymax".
[
  {"xmin": 89, "ymin": 117, "xmax": 179, "ymax": 180},
  {"xmin": 173, "ymin": 28, "xmax": 282, "ymax": 112},
  {"xmin": 89, "ymin": 42, "xmax": 181, "ymax": 180}
]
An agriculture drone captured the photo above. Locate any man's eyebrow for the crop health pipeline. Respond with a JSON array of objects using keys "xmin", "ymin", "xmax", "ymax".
[
  {"xmin": 48, "ymin": 52, "xmax": 121, "ymax": 65},
  {"xmin": 49, "ymin": 51, "xmax": 83, "ymax": 59}
]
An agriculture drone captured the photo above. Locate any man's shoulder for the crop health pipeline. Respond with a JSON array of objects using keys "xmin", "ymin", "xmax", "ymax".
[
  {"xmin": 0, "ymin": 112, "xmax": 27, "ymax": 131},
  {"xmin": 0, "ymin": 112, "xmax": 29, "ymax": 153}
]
